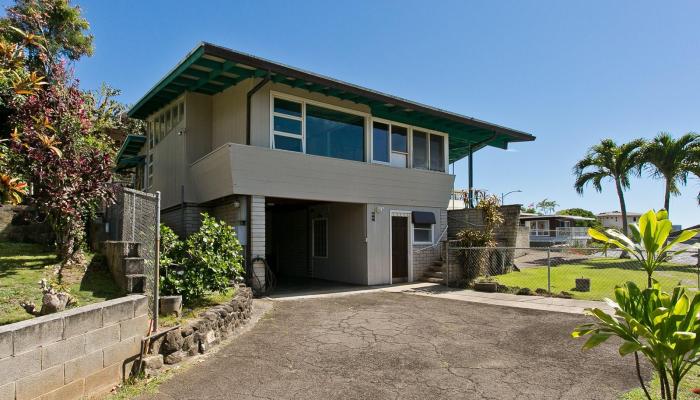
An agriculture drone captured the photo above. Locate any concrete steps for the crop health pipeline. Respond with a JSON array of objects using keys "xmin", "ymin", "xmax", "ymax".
[{"xmin": 419, "ymin": 260, "xmax": 446, "ymax": 284}]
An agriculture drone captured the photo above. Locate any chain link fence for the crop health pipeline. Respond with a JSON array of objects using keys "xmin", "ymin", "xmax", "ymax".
[
  {"xmin": 447, "ymin": 244, "xmax": 700, "ymax": 301},
  {"xmin": 104, "ymin": 185, "xmax": 160, "ymax": 316}
]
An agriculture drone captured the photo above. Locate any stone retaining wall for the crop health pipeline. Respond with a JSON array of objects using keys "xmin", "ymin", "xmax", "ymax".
[
  {"xmin": 0, "ymin": 295, "xmax": 149, "ymax": 400},
  {"xmin": 144, "ymin": 287, "xmax": 253, "ymax": 371}
]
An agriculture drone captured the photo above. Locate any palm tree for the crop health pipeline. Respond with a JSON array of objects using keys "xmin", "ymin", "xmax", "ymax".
[
  {"xmin": 573, "ymin": 138, "xmax": 645, "ymax": 236},
  {"xmin": 640, "ymin": 132, "xmax": 699, "ymax": 213}
]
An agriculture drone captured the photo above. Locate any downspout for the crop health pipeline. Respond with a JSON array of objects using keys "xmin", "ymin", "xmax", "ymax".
[
  {"xmin": 244, "ymin": 72, "xmax": 271, "ymax": 280},
  {"xmin": 467, "ymin": 133, "xmax": 497, "ymax": 208}
]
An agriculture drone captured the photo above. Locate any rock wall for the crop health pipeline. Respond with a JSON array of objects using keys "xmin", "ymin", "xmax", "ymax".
[
  {"xmin": 447, "ymin": 205, "xmax": 526, "ymax": 248},
  {"xmin": 144, "ymin": 287, "xmax": 253, "ymax": 371},
  {"xmin": 0, "ymin": 295, "xmax": 149, "ymax": 400},
  {"xmin": 0, "ymin": 206, "xmax": 53, "ymax": 244}
]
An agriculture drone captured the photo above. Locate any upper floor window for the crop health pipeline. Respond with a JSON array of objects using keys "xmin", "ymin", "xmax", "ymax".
[
  {"xmin": 271, "ymin": 95, "xmax": 366, "ymax": 162},
  {"xmin": 147, "ymin": 99, "xmax": 184, "ymax": 148},
  {"xmin": 413, "ymin": 130, "xmax": 445, "ymax": 172}
]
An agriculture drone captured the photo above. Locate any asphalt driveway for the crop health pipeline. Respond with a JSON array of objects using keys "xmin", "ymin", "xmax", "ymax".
[{"xmin": 141, "ymin": 292, "xmax": 644, "ymax": 400}]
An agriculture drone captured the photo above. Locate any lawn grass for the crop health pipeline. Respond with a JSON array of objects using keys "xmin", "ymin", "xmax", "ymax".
[
  {"xmin": 620, "ymin": 365, "xmax": 700, "ymax": 399},
  {"xmin": 0, "ymin": 242, "xmax": 122, "ymax": 325},
  {"xmin": 159, "ymin": 288, "xmax": 236, "ymax": 328},
  {"xmin": 494, "ymin": 258, "xmax": 698, "ymax": 301}
]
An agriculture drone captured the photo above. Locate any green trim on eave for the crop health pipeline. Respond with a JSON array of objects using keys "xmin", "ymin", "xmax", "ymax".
[
  {"xmin": 115, "ymin": 134, "xmax": 147, "ymax": 171},
  {"xmin": 128, "ymin": 42, "xmax": 535, "ymax": 161}
]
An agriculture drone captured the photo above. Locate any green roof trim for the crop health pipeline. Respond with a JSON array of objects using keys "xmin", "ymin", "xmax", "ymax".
[
  {"xmin": 128, "ymin": 42, "xmax": 535, "ymax": 162},
  {"xmin": 115, "ymin": 134, "xmax": 147, "ymax": 172}
]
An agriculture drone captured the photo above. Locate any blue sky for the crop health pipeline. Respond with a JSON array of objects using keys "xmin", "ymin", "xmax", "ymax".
[{"xmin": 14, "ymin": 1, "xmax": 700, "ymax": 225}]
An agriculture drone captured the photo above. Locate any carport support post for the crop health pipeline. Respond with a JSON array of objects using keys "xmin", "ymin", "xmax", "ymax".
[{"xmin": 547, "ymin": 248, "xmax": 551, "ymax": 294}]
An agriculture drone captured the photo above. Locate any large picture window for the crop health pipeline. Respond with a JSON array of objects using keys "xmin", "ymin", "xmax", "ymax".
[
  {"xmin": 307, "ymin": 105, "xmax": 365, "ymax": 162},
  {"xmin": 271, "ymin": 95, "xmax": 366, "ymax": 161}
]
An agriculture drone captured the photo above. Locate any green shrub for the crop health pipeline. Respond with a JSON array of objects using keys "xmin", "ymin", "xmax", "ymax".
[{"xmin": 158, "ymin": 215, "xmax": 244, "ymax": 303}]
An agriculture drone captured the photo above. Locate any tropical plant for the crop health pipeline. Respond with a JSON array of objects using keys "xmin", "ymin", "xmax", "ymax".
[
  {"xmin": 641, "ymin": 132, "xmax": 700, "ymax": 214},
  {"xmin": 573, "ymin": 138, "xmax": 645, "ymax": 236},
  {"xmin": 535, "ymin": 198, "xmax": 558, "ymax": 215},
  {"xmin": 572, "ymin": 281, "xmax": 700, "ymax": 400},
  {"xmin": 161, "ymin": 214, "xmax": 244, "ymax": 303},
  {"xmin": 0, "ymin": 173, "xmax": 27, "ymax": 204},
  {"xmin": 457, "ymin": 196, "xmax": 504, "ymax": 282},
  {"xmin": 588, "ymin": 210, "xmax": 699, "ymax": 288}
]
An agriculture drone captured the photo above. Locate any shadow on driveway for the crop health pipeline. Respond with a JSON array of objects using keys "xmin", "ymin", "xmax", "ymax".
[{"xmin": 140, "ymin": 292, "xmax": 644, "ymax": 400}]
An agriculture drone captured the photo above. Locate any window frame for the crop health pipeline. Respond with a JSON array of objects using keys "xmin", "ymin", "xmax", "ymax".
[
  {"xmin": 371, "ymin": 117, "xmax": 448, "ymax": 172},
  {"xmin": 311, "ymin": 217, "xmax": 329, "ymax": 258},
  {"xmin": 412, "ymin": 222, "xmax": 434, "ymax": 245},
  {"xmin": 269, "ymin": 91, "xmax": 370, "ymax": 159}
]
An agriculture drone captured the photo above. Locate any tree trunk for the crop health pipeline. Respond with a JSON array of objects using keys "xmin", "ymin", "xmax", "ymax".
[
  {"xmin": 664, "ymin": 179, "xmax": 671, "ymax": 214},
  {"xmin": 49, "ymin": 212, "xmax": 85, "ymax": 268},
  {"xmin": 634, "ymin": 352, "xmax": 652, "ymax": 400},
  {"xmin": 615, "ymin": 178, "xmax": 629, "ymax": 237}
]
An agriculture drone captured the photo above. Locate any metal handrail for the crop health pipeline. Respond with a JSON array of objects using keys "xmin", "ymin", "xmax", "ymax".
[{"xmin": 414, "ymin": 225, "xmax": 449, "ymax": 253}]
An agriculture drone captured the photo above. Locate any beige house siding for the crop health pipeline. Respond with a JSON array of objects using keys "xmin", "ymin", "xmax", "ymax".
[{"xmin": 190, "ymin": 143, "xmax": 454, "ymax": 208}]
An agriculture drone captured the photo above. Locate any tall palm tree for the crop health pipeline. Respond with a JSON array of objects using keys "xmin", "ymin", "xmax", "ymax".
[
  {"xmin": 573, "ymin": 138, "xmax": 645, "ymax": 236},
  {"xmin": 641, "ymin": 132, "xmax": 700, "ymax": 213}
]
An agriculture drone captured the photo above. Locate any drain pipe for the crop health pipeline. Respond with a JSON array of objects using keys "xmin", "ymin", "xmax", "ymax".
[{"xmin": 245, "ymin": 72, "xmax": 271, "ymax": 282}]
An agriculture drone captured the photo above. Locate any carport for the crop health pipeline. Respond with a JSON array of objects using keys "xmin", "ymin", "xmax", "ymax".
[{"xmin": 264, "ymin": 197, "xmax": 368, "ymax": 288}]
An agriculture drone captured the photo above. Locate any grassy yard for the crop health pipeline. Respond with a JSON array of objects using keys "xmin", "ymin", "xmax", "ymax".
[
  {"xmin": 494, "ymin": 258, "xmax": 698, "ymax": 301},
  {"xmin": 0, "ymin": 242, "xmax": 122, "ymax": 325},
  {"xmin": 620, "ymin": 365, "xmax": 700, "ymax": 399}
]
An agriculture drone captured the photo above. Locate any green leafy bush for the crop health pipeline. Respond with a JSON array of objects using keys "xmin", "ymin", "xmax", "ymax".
[
  {"xmin": 573, "ymin": 281, "xmax": 700, "ymax": 400},
  {"xmin": 159, "ymin": 214, "xmax": 244, "ymax": 303}
]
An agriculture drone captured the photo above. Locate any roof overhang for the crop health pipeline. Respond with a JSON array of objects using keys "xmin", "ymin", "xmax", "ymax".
[
  {"xmin": 128, "ymin": 42, "xmax": 536, "ymax": 163},
  {"xmin": 520, "ymin": 215, "xmax": 595, "ymax": 221},
  {"xmin": 115, "ymin": 134, "xmax": 147, "ymax": 172}
]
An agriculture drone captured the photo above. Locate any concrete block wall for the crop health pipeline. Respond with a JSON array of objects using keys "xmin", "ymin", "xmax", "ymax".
[
  {"xmin": 0, "ymin": 296, "xmax": 149, "ymax": 400},
  {"xmin": 447, "ymin": 205, "xmax": 524, "ymax": 247},
  {"xmin": 413, "ymin": 245, "xmax": 441, "ymax": 280},
  {"xmin": 160, "ymin": 203, "xmax": 210, "ymax": 238}
]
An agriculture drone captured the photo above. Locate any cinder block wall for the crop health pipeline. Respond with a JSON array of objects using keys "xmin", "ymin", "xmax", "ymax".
[
  {"xmin": 0, "ymin": 295, "xmax": 149, "ymax": 400},
  {"xmin": 447, "ymin": 205, "xmax": 523, "ymax": 246}
]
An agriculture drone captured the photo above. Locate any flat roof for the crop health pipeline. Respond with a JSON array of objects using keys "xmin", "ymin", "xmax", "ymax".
[
  {"xmin": 520, "ymin": 215, "xmax": 595, "ymax": 221},
  {"xmin": 597, "ymin": 211, "xmax": 643, "ymax": 217},
  {"xmin": 128, "ymin": 42, "xmax": 535, "ymax": 163}
]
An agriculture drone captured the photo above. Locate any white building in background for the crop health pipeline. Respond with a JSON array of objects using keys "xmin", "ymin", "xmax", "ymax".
[{"xmin": 596, "ymin": 211, "xmax": 642, "ymax": 230}]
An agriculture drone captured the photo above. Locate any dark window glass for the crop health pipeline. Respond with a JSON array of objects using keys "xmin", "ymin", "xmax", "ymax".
[
  {"xmin": 391, "ymin": 125, "xmax": 407, "ymax": 153},
  {"xmin": 274, "ymin": 135, "xmax": 302, "ymax": 152},
  {"xmin": 413, "ymin": 130, "xmax": 428, "ymax": 169},
  {"xmin": 274, "ymin": 98, "xmax": 302, "ymax": 117},
  {"xmin": 306, "ymin": 104, "xmax": 365, "ymax": 162},
  {"xmin": 372, "ymin": 122, "xmax": 389, "ymax": 162},
  {"xmin": 430, "ymin": 134, "xmax": 445, "ymax": 171},
  {"xmin": 273, "ymin": 116, "xmax": 302, "ymax": 135}
]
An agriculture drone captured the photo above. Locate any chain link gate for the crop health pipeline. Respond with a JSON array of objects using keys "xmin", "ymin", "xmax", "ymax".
[{"xmin": 105, "ymin": 185, "xmax": 160, "ymax": 319}]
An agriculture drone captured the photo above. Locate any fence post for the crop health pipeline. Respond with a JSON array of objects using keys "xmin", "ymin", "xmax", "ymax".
[
  {"xmin": 445, "ymin": 241, "xmax": 450, "ymax": 288},
  {"xmin": 153, "ymin": 191, "xmax": 161, "ymax": 331},
  {"xmin": 547, "ymin": 248, "xmax": 551, "ymax": 294},
  {"xmin": 131, "ymin": 191, "xmax": 136, "ymax": 241}
]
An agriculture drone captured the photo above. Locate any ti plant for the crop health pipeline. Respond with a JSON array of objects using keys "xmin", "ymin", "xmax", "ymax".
[
  {"xmin": 573, "ymin": 281, "xmax": 700, "ymax": 400},
  {"xmin": 588, "ymin": 210, "xmax": 699, "ymax": 288}
]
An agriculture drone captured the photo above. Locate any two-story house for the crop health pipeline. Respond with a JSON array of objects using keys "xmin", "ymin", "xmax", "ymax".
[{"xmin": 116, "ymin": 42, "xmax": 535, "ymax": 286}]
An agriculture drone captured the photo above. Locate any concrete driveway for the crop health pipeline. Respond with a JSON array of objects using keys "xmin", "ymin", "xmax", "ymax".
[{"xmin": 141, "ymin": 292, "xmax": 643, "ymax": 400}]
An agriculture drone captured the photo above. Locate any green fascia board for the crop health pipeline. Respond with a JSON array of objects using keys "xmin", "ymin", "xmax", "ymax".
[
  {"xmin": 129, "ymin": 42, "xmax": 535, "ymax": 158},
  {"xmin": 115, "ymin": 134, "xmax": 147, "ymax": 167}
]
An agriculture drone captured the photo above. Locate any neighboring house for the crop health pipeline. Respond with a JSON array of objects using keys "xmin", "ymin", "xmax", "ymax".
[
  {"xmin": 519, "ymin": 214, "xmax": 593, "ymax": 246},
  {"xmin": 115, "ymin": 42, "xmax": 535, "ymax": 286},
  {"xmin": 596, "ymin": 211, "xmax": 642, "ymax": 230}
]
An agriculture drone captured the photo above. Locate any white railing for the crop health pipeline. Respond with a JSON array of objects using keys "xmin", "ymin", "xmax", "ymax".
[{"xmin": 530, "ymin": 227, "xmax": 590, "ymax": 240}]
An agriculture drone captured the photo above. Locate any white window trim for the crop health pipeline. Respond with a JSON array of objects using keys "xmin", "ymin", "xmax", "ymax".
[
  {"xmin": 371, "ymin": 117, "xmax": 449, "ymax": 172},
  {"xmin": 311, "ymin": 217, "xmax": 328, "ymax": 259},
  {"xmin": 412, "ymin": 222, "xmax": 434, "ymax": 245},
  {"xmin": 270, "ymin": 91, "xmax": 370, "ymax": 158}
]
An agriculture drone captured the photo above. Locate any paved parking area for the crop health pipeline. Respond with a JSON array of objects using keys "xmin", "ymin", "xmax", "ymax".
[{"xmin": 142, "ymin": 292, "xmax": 643, "ymax": 400}]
